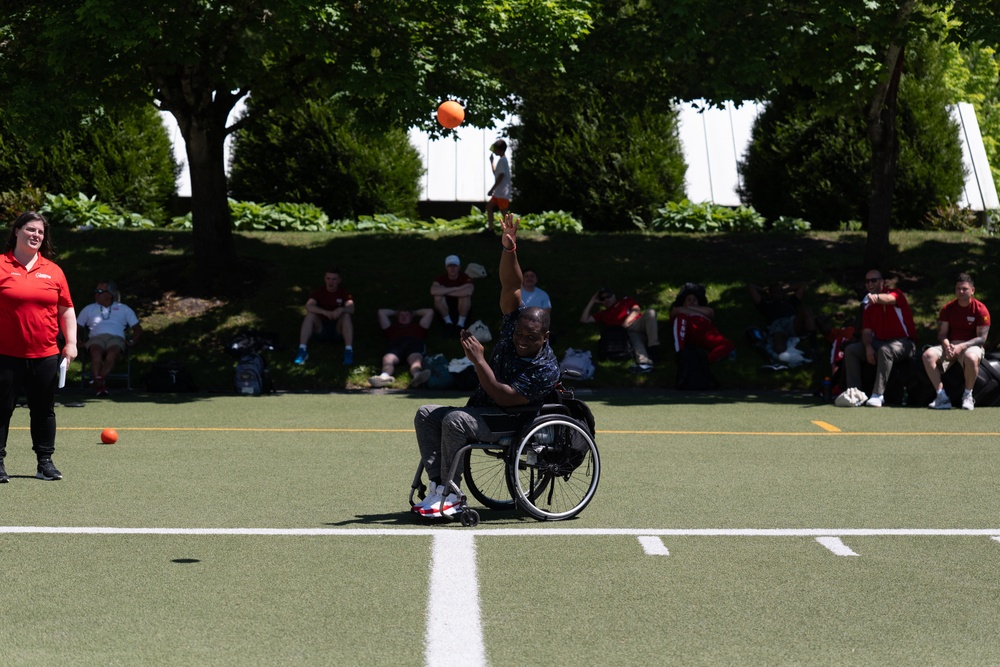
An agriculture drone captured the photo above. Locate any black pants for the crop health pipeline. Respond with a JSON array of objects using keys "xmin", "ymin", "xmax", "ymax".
[{"xmin": 0, "ymin": 354, "xmax": 59, "ymax": 460}]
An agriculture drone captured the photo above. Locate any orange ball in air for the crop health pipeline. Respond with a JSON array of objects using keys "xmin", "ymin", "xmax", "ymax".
[
  {"xmin": 101, "ymin": 428, "xmax": 119, "ymax": 444},
  {"xmin": 437, "ymin": 100, "xmax": 465, "ymax": 129}
]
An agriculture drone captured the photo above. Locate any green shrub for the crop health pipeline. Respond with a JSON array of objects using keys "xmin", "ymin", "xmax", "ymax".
[
  {"xmin": 0, "ymin": 183, "xmax": 46, "ymax": 222},
  {"xmin": 739, "ymin": 38, "xmax": 965, "ymax": 230},
  {"xmin": 230, "ymin": 200, "xmax": 329, "ymax": 232},
  {"xmin": 41, "ymin": 193, "xmax": 155, "ymax": 229},
  {"xmin": 511, "ymin": 94, "xmax": 686, "ymax": 231},
  {"xmin": 228, "ymin": 99, "xmax": 423, "ymax": 220},
  {"xmin": 0, "ymin": 106, "xmax": 177, "ymax": 222},
  {"xmin": 649, "ymin": 200, "xmax": 772, "ymax": 233}
]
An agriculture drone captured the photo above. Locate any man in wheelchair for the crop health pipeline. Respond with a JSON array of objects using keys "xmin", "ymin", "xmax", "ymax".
[{"xmin": 413, "ymin": 213, "xmax": 560, "ymax": 519}]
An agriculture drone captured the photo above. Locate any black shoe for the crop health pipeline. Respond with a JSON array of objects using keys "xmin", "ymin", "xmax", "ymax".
[
  {"xmin": 0, "ymin": 460, "xmax": 8, "ymax": 483},
  {"xmin": 36, "ymin": 458, "xmax": 62, "ymax": 481}
]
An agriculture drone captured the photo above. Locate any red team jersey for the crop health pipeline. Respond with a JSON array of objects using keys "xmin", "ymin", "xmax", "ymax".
[
  {"xmin": 0, "ymin": 251, "xmax": 74, "ymax": 358},
  {"xmin": 938, "ymin": 298, "xmax": 990, "ymax": 342}
]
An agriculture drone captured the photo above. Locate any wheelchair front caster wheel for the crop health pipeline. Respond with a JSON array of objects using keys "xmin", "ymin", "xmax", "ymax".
[{"xmin": 460, "ymin": 509, "xmax": 480, "ymax": 527}]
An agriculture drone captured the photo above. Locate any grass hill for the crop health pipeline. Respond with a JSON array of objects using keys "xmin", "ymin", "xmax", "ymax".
[{"xmin": 57, "ymin": 227, "xmax": 999, "ymax": 393}]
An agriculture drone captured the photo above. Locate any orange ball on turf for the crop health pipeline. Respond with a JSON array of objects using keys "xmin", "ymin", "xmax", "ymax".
[
  {"xmin": 101, "ymin": 428, "xmax": 119, "ymax": 444},
  {"xmin": 437, "ymin": 100, "xmax": 465, "ymax": 129}
]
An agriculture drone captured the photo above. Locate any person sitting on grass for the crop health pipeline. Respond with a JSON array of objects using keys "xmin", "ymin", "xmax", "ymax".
[
  {"xmin": 294, "ymin": 268, "xmax": 354, "ymax": 366},
  {"xmin": 580, "ymin": 287, "xmax": 660, "ymax": 373},
  {"xmin": 369, "ymin": 307, "xmax": 435, "ymax": 389},
  {"xmin": 412, "ymin": 213, "xmax": 559, "ymax": 519},
  {"xmin": 430, "ymin": 255, "xmax": 474, "ymax": 337}
]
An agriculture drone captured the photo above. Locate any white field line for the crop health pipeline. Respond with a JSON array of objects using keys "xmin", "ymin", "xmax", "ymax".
[
  {"xmin": 425, "ymin": 532, "xmax": 487, "ymax": 667},
  {"xmin": 3, "ymin": 526, "xmax": 1000, "ymax": 537},
  {"xmin": 815, "ymin": 536, "xmax": 860, "ymax": 556},
  {"xmin": 638, "ymin": 535, "xmax": 670, "ymax": 555}
]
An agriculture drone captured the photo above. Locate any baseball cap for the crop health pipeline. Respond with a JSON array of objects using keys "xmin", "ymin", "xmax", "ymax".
[{"xmin": 445, "ymin": 255, "xmax": 460, "ymax": 266}]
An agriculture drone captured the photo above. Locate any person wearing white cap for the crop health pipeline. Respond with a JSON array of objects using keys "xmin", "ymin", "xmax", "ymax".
[{"xmin": 431, "ymin": 254, "xmax": 474, "ymax": 337}]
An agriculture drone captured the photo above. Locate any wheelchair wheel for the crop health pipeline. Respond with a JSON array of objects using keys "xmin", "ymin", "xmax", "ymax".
[
  {"xmin": 464, "ymin": 446, "xmax": 516, "ymax": 510},
  {"xmin": 506, "ymin": 416, "xmax": 600, "ymax": 521}
]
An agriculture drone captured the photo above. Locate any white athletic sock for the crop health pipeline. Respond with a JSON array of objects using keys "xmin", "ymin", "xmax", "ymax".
[{"xmin": 457, "ymin": 317, "xmax": 467, "ymax": 327}]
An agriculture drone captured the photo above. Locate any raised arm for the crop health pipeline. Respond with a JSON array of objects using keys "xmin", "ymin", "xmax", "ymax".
[
  {"xmin": 498, "ymin": 213, "xmax": 522, "ymax": 315},
  {"xmin": 415, "ymin": 308, "xmax": 435, "ymax": 329}
]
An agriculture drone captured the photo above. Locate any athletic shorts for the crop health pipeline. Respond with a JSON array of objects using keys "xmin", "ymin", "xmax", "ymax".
[
  {"xmin": 86, "ymin": 333, "xmax": 128, "ymax": 352},
  {"xmin": 926, "ymin": 343, "xmax": 985, "ymax": 373},
  {"xmin": 489, "ymin": 196, "xmax": 509, "ymax": 211}
]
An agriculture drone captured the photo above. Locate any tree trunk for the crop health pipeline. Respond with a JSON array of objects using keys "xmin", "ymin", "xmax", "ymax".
[
  {"xmin": 183, "ymin": 115, "xmax": 237, "ymax": 285},
  {"xmin": 164, "ymin": 82, "xmax": 241, "ymax": 292},
  {"xmin": 863, "ymin": 2, "xmax": 914, "ymax": 273}
]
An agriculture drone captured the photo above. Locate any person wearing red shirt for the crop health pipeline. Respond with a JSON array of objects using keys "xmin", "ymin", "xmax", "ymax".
[
  {"xmin": 580, "ymin": 287, "xmax": 660, "ymax": 373},
  {"xmin": 844, "ymin": 270, "xmax": 917, "ymax": 407},
  {"xmin": 0, "ymin": 212, "xmax": 77, "ymax": 483},
  {"xmin": 431, "ymin": 255, "xmax": 474, "ymax": 337},
  {"xmin": 922, "ymin": 273, "xmax": 991, "ymax": 410},
  {"xmin": 369, "ymin": 307, "xmax": 435, "ymax": 388},
  {"xmin": 294, "ymin": 268, "xmax": 355, "ymax": 366}
]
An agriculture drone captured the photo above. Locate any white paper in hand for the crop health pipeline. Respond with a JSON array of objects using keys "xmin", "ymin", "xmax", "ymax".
[{"xmin": 58, "ymin": 357, "xmax": 68, "ymax": 388}]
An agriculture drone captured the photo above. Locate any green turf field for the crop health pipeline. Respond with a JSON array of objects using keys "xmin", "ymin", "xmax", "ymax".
[{"xmin": 2, "ymin": 389, "xmax": 1000, "ymax": 666}]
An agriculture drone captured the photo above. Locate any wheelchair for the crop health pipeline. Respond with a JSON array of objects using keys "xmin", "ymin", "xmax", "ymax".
[{"xmin": 408, "ymin": 386, "xmax": 600, "ymax": 526}]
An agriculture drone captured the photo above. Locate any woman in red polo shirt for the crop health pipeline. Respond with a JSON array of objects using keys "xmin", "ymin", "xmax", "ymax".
[{"xmin": 0, "ymin": 212, "xmax": 77, "ymax": 483}]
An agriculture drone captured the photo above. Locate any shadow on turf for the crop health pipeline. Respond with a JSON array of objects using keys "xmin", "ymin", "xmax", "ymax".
[{"xmin": 328, "ymin": 507, "xmax": 537, "ymax": 526}]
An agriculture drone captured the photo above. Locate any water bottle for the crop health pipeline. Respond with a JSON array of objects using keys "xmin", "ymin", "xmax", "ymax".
[{"xmin": 821, "ymin": 376, "xmax": 831, "ymax": 402}]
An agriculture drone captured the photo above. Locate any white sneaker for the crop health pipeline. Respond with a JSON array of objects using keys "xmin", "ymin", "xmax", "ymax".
[
  {"xmin": 439, "ymin": 493, "xmax": 462, "ymax": 518},
  {"xmin": 413, "ymin": 484, "xmax": 444, "ymax": 514},
  {"xmin": 929, "ymin": 394, "xmax": 952, "ymax": 410},
  {"xmin": 864, "ymin": 395, "xmax": 884, "ymax": 408},
  {"xmin": 962, "ymin": 394, "xmax": 975, "ymax": 411},
  {"xmin": 368, "ymin": 374, "xmax": 394, "ymax": 388}
]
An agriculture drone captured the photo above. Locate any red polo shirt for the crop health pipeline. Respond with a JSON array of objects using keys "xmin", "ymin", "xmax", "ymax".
[{"xmin": 0, "ymin": 251, "xmax": 74, "ymax": 358}]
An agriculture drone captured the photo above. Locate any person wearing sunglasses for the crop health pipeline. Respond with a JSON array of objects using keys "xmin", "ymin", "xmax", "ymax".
[
  {"xmin": 76, "ymin": 280, "xmax": 142, "ymax": 396},
  {"xmin": 0, "ymin": 212, "xmax": 76, "ymax": 483},
  {"xmin": 843, "ymin": 270, "xmax": 917, "ymax": 407}
]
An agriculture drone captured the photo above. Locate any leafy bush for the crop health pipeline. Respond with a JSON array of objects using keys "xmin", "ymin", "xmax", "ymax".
[
  {"xmin": 0, "ymin": 106, "xmax": 177, "ymax": 222},
  {"xmin": 228, "ymin": 99, "xmax": 423, "ymax": 219},
  {"xmin": 41, "ymin": 193, "xmax": 155, "ymax": 229},
  {"xmin": 922, "ymin": 205, "xmax": 981, "ymax": 231},
  {"xmin": 230, "ymin": 201, "xmax": 329, "ymax": 232},
  {"xmin": 519, "ymin": 210, "xmax": 584, "ymax": 233},
  {"xmin": 0, "ymin": 183, "xmax": 45, "ymax": 222},
  {"xmin": 739, "ymin": 38, "xmax": 965, "ymax": 230},
  {"xmin": 649, "ymin": 200, "xmax": 770, "ymax": 233},
  {"xmin": 511, "ymin": 94, "xmax": 686, "ymax": 230}
]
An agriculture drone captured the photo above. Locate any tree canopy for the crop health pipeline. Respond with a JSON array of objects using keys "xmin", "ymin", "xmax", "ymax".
[{"xmin": 0, "ymin": 1, "xmax": 591, "ymax": 286}]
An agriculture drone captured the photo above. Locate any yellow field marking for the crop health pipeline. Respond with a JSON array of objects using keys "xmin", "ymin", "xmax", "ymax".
[
  {"xmin": 811, "ymin": 420, "xmax": 842, "ymax": 432},
  {"xmin": 18, "ymin": 427, "xmax": 1000, "ymax": 436}
]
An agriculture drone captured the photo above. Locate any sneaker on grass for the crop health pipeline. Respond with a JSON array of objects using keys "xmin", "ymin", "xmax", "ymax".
[
  {"xmin": 962, "ymin": 393, "xmax": 975, "ymax": 411},
  {"xmin": 864, "ymin": 395, "xmax": 884, "ymax": 408},
  {"xmin": 409, "ymin": 369, "xmax": 432, "ymax": 388},
  {"xmin": 343, "ymin": 348, "xmax": 354, "ymax": 365},
  {"xmin": 294, "ymin": 348, "xmax": 308, "ymax": 365},
  {"xmin": 0, "ymin": 460, "xmax": 8, "ymax": 483},
  {"xmin": 929, "ymin": 394, "xmax": 952, "ymax": 410},
  {"xmin": 36, "ymin": 458, "xmax": 62, "ymax": 481},
  {"xmin": 368, "ymin": 374, "xmax": 394, "ymax": 388}
]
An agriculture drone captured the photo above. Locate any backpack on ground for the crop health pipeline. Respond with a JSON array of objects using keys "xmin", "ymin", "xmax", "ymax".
[
  {"xmin": 675, "ymin": 347, "xmax": 719, "ymax": 391},
  {"xmin": 425, "ymin": 353, "xmax": 454, "ymax": 390},
  {"xmin": 597, "ymin": 326, "xmax": 633, "ymax": 361},
  {"xmin": 559, "ymin": 348, "xmax": 596, "ymax": 380},
  {"xmin": 234, "ymin": 353, "xmax": 271, "ymax": 396},
  {"xmin": 145, "ymin": 360, "xmax": 196, "ymax": 392}
]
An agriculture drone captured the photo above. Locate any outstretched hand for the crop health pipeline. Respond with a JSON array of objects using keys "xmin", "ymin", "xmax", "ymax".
[
  {"xmin": 460, "ymin": 328, "xmax": 485, "ymax": 363},
  {"xmin": 500, "ymin": 212, "xmax": 519, "ymax": 250}
]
